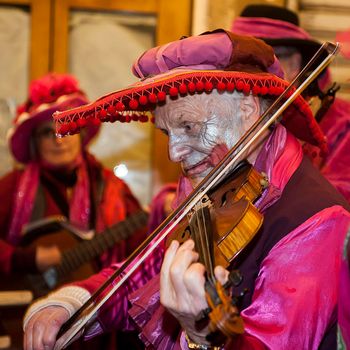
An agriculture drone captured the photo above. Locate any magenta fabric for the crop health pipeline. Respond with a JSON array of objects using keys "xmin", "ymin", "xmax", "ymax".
[
  {"xmin": 132, "ymin": 32, "xmax": 232, "ymax": 79},
  {"xmin": 132, "ymin": 31, "xmax": 284, "ymax": 80},
  {"xmin": 236, "ymin": 206, "xmax": 350, "ymax": 349},
  {"xmin": 318, "ymin": 98, "xmax": 350, "ymax": 203},
  {"xmin": 1, "ymin": 152, "xmax": 143, "ymax": 274},
  {"xmin": 231, "ymin": 17, "xmax": 313, "ymax": 41},
  {"xmin": 254, "ymin": 124, "xmax": 303, "ymax": 212},
  {"xmin": 8, "ymin": 94, "xmax": 99, "ymax": 164},
  {"xmin": 75, "ymin": 126, "xmax": 350, "ymax": 349},
  {"xmin": 148, "ymin": 183, "xmax": 178, "ymax": 233},
  {"xmin": 338, "ymin": 229, "xmax": 350, "ymax": 348},
  {"xmin": 255, "ymin": 124, "xmax": 303, "ymax": 190},
  {"xmin": 304, "ymin": 98, "xmax": 350, "ymax": 203},
  {"xmin": 7, "ymin": 154, "xmax": 91, "ymax": 245},
  {"xmin": 75, "ymin": 241, "xmax": 165, "ymax": 339},
  {"xmin": 230, "ymin": 16, "xmax": 350, "ymax": 204},
  {"xmin": 336, "ymin": 29, "xmax": 350, "ymax": 59},
  {"xmin": 9, "ymin": 73, "xmax": 100, "ymax": 164},
  {"xmin": 67, "ymin": 154, "xmax": 91, "ymax": 229},
  {"xmin": 7, "ymin": 162, "xmax": 40, "ymax": 245}
]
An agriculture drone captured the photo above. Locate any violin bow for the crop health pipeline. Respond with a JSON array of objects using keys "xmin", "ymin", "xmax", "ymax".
[{"xmin": 55, "ymin": 41, "xmax": 339, "ymax": 349}]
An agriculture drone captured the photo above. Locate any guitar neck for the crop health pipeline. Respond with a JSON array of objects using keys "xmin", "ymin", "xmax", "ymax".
[{"xmin": 57, "ymin": 210, "xmax": 149, "ymax": 277}]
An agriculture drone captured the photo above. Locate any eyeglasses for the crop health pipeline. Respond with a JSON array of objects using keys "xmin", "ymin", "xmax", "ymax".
[{"xmin": 34, "ymin": 127, "xmax": 57, "ymax": 140}]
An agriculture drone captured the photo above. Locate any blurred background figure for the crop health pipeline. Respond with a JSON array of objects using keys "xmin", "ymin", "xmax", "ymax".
[
  {"xmin": 231, "ymin": 4, "xmax": 350, "ymax": 202},
  {"xmin": 147, "ymin": 183, "xmax": 177, "ymax": 234},
  {"xmin": 0, "ymin": 73, "xmax": 147, "ymax": 349}
]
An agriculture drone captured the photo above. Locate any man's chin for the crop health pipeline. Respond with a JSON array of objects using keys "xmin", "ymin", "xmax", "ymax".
[{"xmin": 185, "ymin": 169, "xmax": 211, "ymax": 187}]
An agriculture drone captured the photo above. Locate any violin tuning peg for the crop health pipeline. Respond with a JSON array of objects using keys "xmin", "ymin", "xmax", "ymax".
[
  {"xmin": 231, "ymin": 288, "xmax": 249, "ymax": 308},
  {"xmin": 195, "ymin": 307, "xmax": 211, "ymax": 322},
  {"xmin": 222, "ymin": 269, "xmax": 242, "ymax": 290},
  {"xmin": 240, "ymin": 288, "xmax": 249, "ymax": 297},
  {"xmin": 228, "ymin": 269, "xmax": 243, "ymax": 287},
  {"xmin": 259, "ymin": 173, "xmax": 269, "ymax": 189}
]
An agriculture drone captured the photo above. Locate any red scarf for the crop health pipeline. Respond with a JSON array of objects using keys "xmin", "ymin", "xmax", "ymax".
[{"xmin": 7, "ymin": 153, "xmax": 91, "ymax": 244}]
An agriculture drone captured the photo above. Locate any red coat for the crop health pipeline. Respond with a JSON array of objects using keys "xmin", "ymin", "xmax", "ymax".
[{"xmin": 0, "ymin": 153, "xmax": 146, "ymax": 276}]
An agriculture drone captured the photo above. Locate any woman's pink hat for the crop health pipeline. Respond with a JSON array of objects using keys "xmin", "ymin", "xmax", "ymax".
[
  {"xmin": 231, "ymin": 5, "xmax": 323, "ymax": 61},
  {"xmin": 7, "ymin": 73, "xmax": 100, "ymax": 163},
  {"xmin": 53, "ymin": 30, "xmax": 327, "ymax": 154},
  {"xmin": 231, "ymin": 5, "xmax": 331, "ymax": 91}
]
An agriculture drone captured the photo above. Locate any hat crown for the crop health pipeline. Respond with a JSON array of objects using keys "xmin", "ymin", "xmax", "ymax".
[
  {"xmin": 240, "ymin": 4, "xmax": 299, "ymax": 26},
  {"xmin": 132, "ymin": 30, "xmax": 281, "ymax": 80},
  {"xmin": 16, "ymin": 73, "xmax": 81, "ymax": 121},
  {"xmin": 8, "ymin": 73, "xmax": 99, "ymax": 164}
]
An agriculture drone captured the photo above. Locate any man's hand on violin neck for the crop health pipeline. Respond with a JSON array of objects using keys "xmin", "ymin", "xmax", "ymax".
[{"xmin": 160, "ymin": 239, "xmax": 229, "ymax": 345}]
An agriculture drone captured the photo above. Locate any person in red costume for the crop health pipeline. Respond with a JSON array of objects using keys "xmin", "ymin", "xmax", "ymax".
[
  {"xmin": 231, "ymin": 4, "xmax": 350, "ymax": 203},
  {"xmin": 22, "ymin": 31, "xmax": 350, "ymax": 350},
  {"xmin": 147, "ymin": 183, "xmax": 177, "ymax": 233},
  {"xmin": 0, "ymin": 73, "xmax": 146, "ymax": 349}
]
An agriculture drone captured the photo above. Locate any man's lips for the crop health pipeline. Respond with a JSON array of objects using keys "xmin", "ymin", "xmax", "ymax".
[
  {"xmin": 182, "ymin": 144, "xmax": 229, "ymax": 177},
  {"xmin": 184, "ymin": 160, "xmax": 210, "ymax": 176}
]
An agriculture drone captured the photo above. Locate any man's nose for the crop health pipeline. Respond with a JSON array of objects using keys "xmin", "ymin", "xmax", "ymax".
[{"xmin": 168, "ymin": 137, "xmax": 189, "ymax": 163}]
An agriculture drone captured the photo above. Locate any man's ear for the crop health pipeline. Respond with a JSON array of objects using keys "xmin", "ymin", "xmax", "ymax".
[{"xmin": 239, "ymin": 94, "xmax": 261, "ymax": 131}]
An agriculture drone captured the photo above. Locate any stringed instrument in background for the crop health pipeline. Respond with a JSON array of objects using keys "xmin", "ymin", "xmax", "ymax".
[
  {"xmin": 1, "ymin": 209, "xmax": 149, "ymax": 298},
  {"xmin": 0, "ymin": 210, "xmax": 148, "ymax": 350}
]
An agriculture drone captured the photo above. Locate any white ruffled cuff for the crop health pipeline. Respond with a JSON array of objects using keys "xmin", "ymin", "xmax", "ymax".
[{"xmin": 23, "ymin": 286, "xmax": 91, "ymax": 331}]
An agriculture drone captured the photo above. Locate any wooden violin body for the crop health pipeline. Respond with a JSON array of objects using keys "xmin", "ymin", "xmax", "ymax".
[
  {"xmin": 168, "ymin": 161, "xmax": 268, "ymax": 267},
  {"xmin": 167, "ymin": 161, "xmax": 268, "ymax": 342}
]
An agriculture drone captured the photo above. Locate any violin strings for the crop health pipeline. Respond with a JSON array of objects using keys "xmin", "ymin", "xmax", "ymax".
[
  {"xmin": 202, "ymin": 205, "xmax": 215, "ymax": 282},
  {"xmin": 194, "ymin": 202, "xmax": 215, "ymax": 284}
]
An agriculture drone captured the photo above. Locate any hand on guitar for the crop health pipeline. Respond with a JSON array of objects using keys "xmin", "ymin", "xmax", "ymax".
[
  {"xmin": 35, "ymin": 245, "xmax": 62, "ymax": 272},
  {"xmin": 23, "ymin": 305, "xmax": 69, "ymax": 350},
  {"xmin": 160, "ymin": 239, "xmax": 231, "ymax": 346}
]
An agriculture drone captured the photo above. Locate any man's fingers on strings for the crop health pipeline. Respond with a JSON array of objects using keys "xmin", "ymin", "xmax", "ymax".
[{"xmin": 214, "ymin": 265, "xmax": 230, "ymax": 285}]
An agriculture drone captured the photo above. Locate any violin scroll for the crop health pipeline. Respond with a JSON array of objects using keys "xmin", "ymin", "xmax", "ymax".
[{"xmin": 206, "ymin": 281, "xmax": 244, "ymax": 339}]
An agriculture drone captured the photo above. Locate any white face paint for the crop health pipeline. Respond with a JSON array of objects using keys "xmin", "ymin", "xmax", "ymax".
[{"xmin": 154, "ymin": 90, "xmax": 263, "ymax": 186}]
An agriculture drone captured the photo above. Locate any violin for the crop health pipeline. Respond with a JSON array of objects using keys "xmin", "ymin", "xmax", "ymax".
[
  {"xmin": 169, "ymin": 161, "xmax": 268, "ymax": 267},
  {"xmin": 54, "ymin": 41, "xmax": 339, "ymax": 349},
  {"xmin": 168, "ymin": 160, "xmax": 268, "ymax": 341}
]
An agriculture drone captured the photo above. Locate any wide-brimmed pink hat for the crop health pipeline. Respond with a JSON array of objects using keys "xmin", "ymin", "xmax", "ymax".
[
  {"xmin": 53, "ymin": 30, "xmax": 327, "ymax": 154},
  {"xmin": 7, "ymin": 73, "xmax": 100, "ymax": 164},
  {"xmin": 231, "ymin": 5, "xmax": 324, "ymax": 65}
]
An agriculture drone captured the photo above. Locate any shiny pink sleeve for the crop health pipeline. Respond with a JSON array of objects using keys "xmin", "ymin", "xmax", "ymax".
[
  {"xmin": 338, "ymin": 229, "xmax": 350, "ymax": 348},
  {"xmin": 74, "ymin": 244, "xmax": 164, "ymax": 337},
  {"xmin": 231, "ymin": 206, "xmax": 350, "ymax": 350}
]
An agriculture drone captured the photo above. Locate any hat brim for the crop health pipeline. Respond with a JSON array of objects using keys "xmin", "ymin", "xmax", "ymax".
[
  {"xmin": 262, "ymin": 37, "xmax": 328, "ymax": 65},
  {"xmin": 8, "ymin": 93, "xmax": 99, "ymax": 163},
  {"xmin": 53, "ymin": 70, "xmax": 327, "ymax": 154}
]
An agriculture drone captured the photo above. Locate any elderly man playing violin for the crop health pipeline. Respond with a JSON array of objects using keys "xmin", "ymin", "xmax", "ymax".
[{"xmin": 23, "ymin": 30, "xmax": 350, "ymax": 350}]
